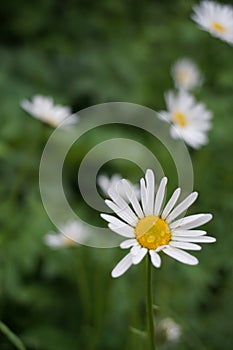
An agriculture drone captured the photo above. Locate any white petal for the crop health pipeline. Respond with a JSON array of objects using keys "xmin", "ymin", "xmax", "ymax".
[
  {"xmin": 172, "ymin": 229, "xmax": 206, "ymax": 237},
  {"xmin": 132, "ymin": 247, "xmax": 148, "ymax": 265},
  {"xmin": 149, "ymin": 250, "xmax": 161, "ymax": 267},
  {"xmin": 111, "ymin": 253, "xmax": 133, "ymax": 278},
  {"xmin": 122, "ymin": 180, "xmax": 144, "ymax": 218},
  {"xmin": 140, "ymin": 178, "xmax": 148, "ymax": 215},
  {"xmin": 171, "ymin": 236, "xmax": 216, "ymax": 243},
  {"xmin": 145, "ymin": 169, "xmax": 155, "ymax": 215},
  {"xmin": 108, "ymin": 223, "xmax": 135, "ymax": 238},
  {"xmin": 120, "ymin": 239, "xmax": 137, "ymax": 249},
  {"xmin": 169, "ymin": 241, "xmax": 201, "ymax": 251},
  {"xmin": 166, "ymin": 192, "xmax": 198, "ymax": 223},
  {"xmin": 161, "ymin": 188, "xmax": 181, "ymax": 219},
  {"xmin": 162, "ymin": 246, "xmax": 199, "ymax": 265},
  {"xmin": 108, "ymin": 187, "xmax": 126, "ymax": 207},
  {"xmin": 154, "ymin": 177, "xmax": 168, "ymax": 215},
  {"xmin": 105, "ymin": 200, "xmax": 138, "ymax": 226},
  {"xmin": 170, "ymin": 213, "xmax": 212, "ymax": 229},
  {"xmin": 130, "ymin": 244, "xmax": 141, "ymax": 256},
  {"xmin": 101, "ymin": 213, "xmax": 133, "ymax": 227}
]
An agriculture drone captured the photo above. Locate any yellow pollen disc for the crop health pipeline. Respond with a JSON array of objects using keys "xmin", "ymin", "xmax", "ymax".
[
  {"xmin": 135, "ymin": 215, "xmax": 171, "ymax": 250},
  {"xmin": 63, "ymin": 236, "xmax": 76, "ymax": 246},
  {"xmin": 211, "ymin": 22, "xmax": 226, "ymax": 33},
  {"xmin": 177, "ymin": 70, "xmax": 189, "ymax": 83},
  {"xmin": 173, "ymin": 111, "xmax": 187, "ymax": 127}
]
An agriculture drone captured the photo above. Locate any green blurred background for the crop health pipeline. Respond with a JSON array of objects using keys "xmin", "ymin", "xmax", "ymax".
[{"xmin": 1, "ymin": 0, "xmax": 233, "ymax": 349}]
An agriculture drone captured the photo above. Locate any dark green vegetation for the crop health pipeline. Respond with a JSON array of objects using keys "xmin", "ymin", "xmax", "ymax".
[{"xmin": 0, "ymin": 0, "xmax": 233, "ymax": 349}]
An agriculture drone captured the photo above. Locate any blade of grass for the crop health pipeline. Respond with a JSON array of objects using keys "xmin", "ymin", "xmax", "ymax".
[{"xmin": 0, "ymin": 321, "xmax": 26, "ymax": 350}]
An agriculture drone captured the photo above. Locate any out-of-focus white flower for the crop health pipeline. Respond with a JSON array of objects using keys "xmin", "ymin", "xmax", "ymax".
[
  {"xmin": 44, "ymin": 220, "xmax": 89, "ymax": 248},
  {"xmin": 101, "ymin": 169, "xmax": 215, "ymax": 278},
  {"xmin": 171, "ymin": 58, "xmax": 203, "ymax": 90},
  {"xmin": 98, "ymin": 174, "xmax": 140, "ymax": 200},
  {"xmin": 158, "ymin": 317, "xmax": 182, "ymax": 342},
  {"xmin": 192, "ymin": 1, "xmax": 233, "ymax": 44},
  {"xmin": 158, "ymin": 89, "xmax": 212, "ymax": 149},
  {"xmin": 21, "ymin": 95, "xmax": 79, "ymax": 128}
]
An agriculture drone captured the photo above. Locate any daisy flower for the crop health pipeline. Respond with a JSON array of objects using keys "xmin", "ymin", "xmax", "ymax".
[
  {"xmin": 158, "ymin": 317, "xmax": 182, "ymax": 343},
  {"xmin": 44, "ymin": 220, "xmax": 89, "ymax": 248},
  {"xmin": 158, "ymin": 89, "xmax": 212, "ymax": 149},
  {"xmin": 171, "ymin": 58, "xmax": 203, "ymax": 91},
  {"xmin": 192, "ymin": 1, "xmax": 233, "ymax": 44},
  {"xmin": 21, "ymin": 95, "xmax": 79, "ymax": 128},
  {"xmin": 98, "ymin": 173, "xmax": 140, "ymax": 200},
  {"xmin": 101, "ymin": 169, "xmax": 215, "ymax": 278}
]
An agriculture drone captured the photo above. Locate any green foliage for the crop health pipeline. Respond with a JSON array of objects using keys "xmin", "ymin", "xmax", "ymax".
[{"xmin": 0, "ymin": 0, "xmax": 233, "ymax": 349}]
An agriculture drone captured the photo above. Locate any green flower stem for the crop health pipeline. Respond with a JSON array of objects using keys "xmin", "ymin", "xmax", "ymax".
[
  {"xmin": 0, "ymin": 321, "xmax": 26, "ymax": 350},
  {"xmin": 146, "ymin": 255, "xmax": 156, "ymax": 350}
]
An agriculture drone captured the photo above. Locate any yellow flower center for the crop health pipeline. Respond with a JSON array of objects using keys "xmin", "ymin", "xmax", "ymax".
[
  {"xmin": 63, "ymin": 236, "xmax": 76, "ymax": 246},
  {"xmin": 135, "ymin": 215, "xmax": 171, "ymax": 250},
  {"xmin": 172, "ymin": 111, "xmax": 187, "ymax": 127},
  {"xmin": 211, "ymin": 22, "xmax": 226, "ymax": 33},
  {"xmin": 176, "ymin": 70, "xmax": 189, "ymax": 83}
]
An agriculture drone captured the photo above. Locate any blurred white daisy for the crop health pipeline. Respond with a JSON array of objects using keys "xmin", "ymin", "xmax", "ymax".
[
  {"xmin": 101, "ymin": 169, "xmax": 215, "ymax": 278},
  {"xmin": 21, "ymin": 95, "xmax": 79, "ymax": 128},
  {"xmin": 158, "ymin": 317, "xmax": 181, "ymax": 343},
  {"xmin": 44, "ymin": 220, "xmax": 89, "ymax": 249},
  {"xmin": 171, "ymin": 58, "xmax": 203, "ymax": 91},
  {"xmin": 98, "ymin": 173, "xmax": 140, "ymax": 200},
  {"xmin": 192, "ymin": 1, "xmax": 233, "ymax": 44},
  {"xmin": 159, "ymin": 90, "xmax": 212, "ymax": 149}
]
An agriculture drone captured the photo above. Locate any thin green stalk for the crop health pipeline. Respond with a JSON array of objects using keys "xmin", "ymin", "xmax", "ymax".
[
  {"xmin": 146, "ymin": 255, "xmax": 156, "ymax": 350},
  {"xmin": 0, "ymin": 321, "xmax": 26, "ymax": 350}
]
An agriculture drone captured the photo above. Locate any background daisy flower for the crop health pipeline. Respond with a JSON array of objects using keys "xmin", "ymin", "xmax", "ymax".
[
  {"xmin": 44, "ymin": 220, "xmax": 89, "ymax": 248},
  {"xmin": 192, "ymin": 1, "xmax": 233, "ymax": 44},
  {"xmin": 21, "ymin": 95, "xmax": 79, "ymax": 128},
  {"xmin": 157, "ymin": 317, "xmax": 182, "ymax": 343},
  {"xmin": 158, "ymin": 89, "xmax": 212, "ymax": 149},
  {"xmin": 171, "ymin": 58, "xmax": 203, "ymax": 91},
  {"xmin": 101, "ymin": 169, "xmax": 215, "ymax": 278}
]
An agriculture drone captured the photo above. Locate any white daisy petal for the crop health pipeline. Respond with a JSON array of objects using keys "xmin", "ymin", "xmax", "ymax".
[
  {"xmin": 154, "ymin": 177, "xmax": 168, "ymax": 216},
  {"xmin": 169, "ymin": 241, "xmax": 202, "ymax": 251},
  {"xmin": 172, "ymin": 229, "xmax": 206, "ymax": 237},
  {"xmin": 108, "ymin": 187, "xmax": 129, "ymax": 209},
  {"xmin": 111, "ymin": 253, "xmax": 133, "ymax": 278},
  {"xmin": 120, "ymin": 239, "xmax": 137, "ymax": 249},
  {"xmin": 100, "ymin": 213, "xmax": 131, "ymax": 227},
  {"xmin": 132, "ymin": 247, "xmax": 148, "ymax": 265},
  {"xmin": 130, "ymin": 244, "xmax": 142, "ymax": 256},
  {"xmin": 108, "ymin": 223, "xmax": 135, "ymax": 238},
  {"xmin": 122, "ymin": 179, "xmax": 144, "ymax": 218},
  {"xmin": 105, "ymin": 200, "xmax": 138, "ymax": 226},
  {"xmin": 172, "ymin": 236, "xmax": 216, "ymax": 243},
  {"xmin": 166, "ymin": 192, "xmax": 198, "ymax": 223},
  {"xmin": 145, "ymin": 169, "xmax": 155, "ymax": 215},
  {"xmin": 161, "ymin": 188, "xmax": 181, "ymax": 219},
  {"xmin": 140, "ymin": 178, "xmax": 148, "ymax": 215},
  {"xmin": 170, "ymin": 213, "xmax": 212, "ymax": 229},
  {"xmin": 149, "ymin": 250, "xmax": 161, "ymax": 267},
  {"xmin": 162, "ymin": 246, "xmax": 199, "ymax": 265}
]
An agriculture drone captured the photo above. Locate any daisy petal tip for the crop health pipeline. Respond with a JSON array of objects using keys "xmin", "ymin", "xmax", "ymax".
[
  {"xmin": 162, "ymin": 176, "xmax": 168, "ymax": 184},
  {"xmin": 189, "ymin": 258, "xmax": 199, "ymax": 266},
  {"xmin": 205, "ymin": 213, "xmax": 213, "ymax": 222},
  {"xmin": 111, "ymin": 270, "xmax": 120, "ymax": 279},
  {"xmin": 207, "ymin": 236, "xmax": 216, "ymax": 243}
]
